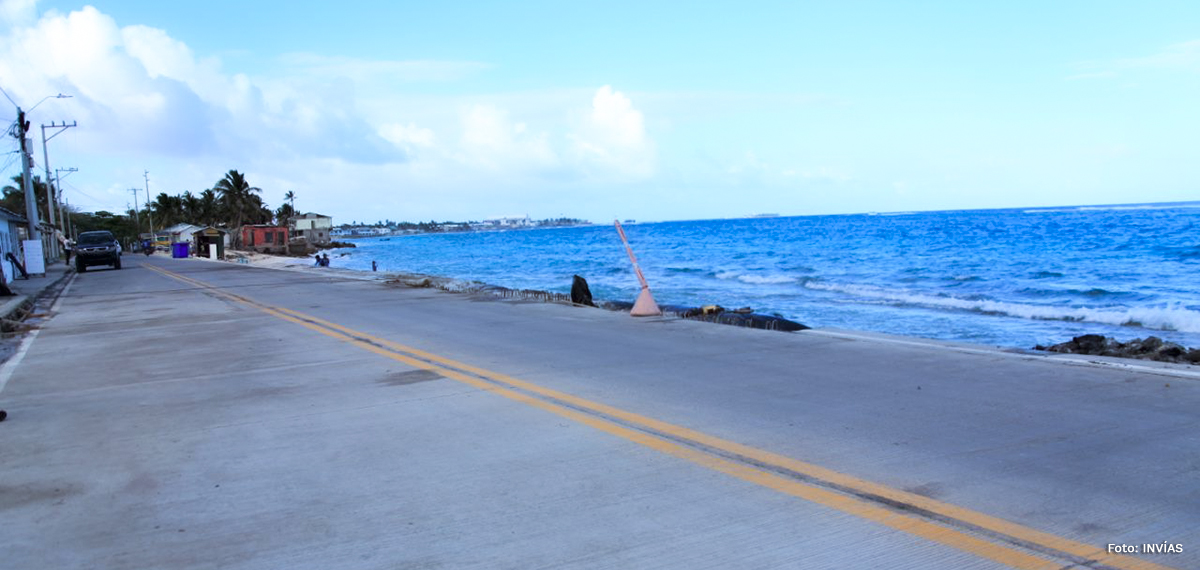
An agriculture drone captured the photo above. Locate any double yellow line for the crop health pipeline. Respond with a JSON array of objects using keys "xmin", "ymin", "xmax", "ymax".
[{"xmin": 145, "ymin": 263, "xmax": 1177, "ymax": 570}]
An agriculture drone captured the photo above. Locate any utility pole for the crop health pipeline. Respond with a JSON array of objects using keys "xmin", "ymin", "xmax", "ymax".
[
  {"xmin": 129, "ymin": 189, "xmax": 142, "ymax": 237},
  {"xmin": 55, "ymin": 167, "xmax": 78, "ymax": 240},
  {"xmin": 15, "ymin": 108, "xmax": 40, "ymax": 244},
  {"xmin": 64, "ymin": 197, "xmax": 73, "ymax": 239},
  {"xmin": 144, "ymin": 170, "xmax": 154, "ymax": 235},
  {"xmin": 40, "ymin": 122, "xmax": 76, "ymax": 229},
  {"xmin": 41, "ymin": 120, "xmax": 76, "ymax": 261}
]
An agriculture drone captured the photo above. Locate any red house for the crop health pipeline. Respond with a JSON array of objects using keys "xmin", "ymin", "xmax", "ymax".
[{"xmin": 240, "ymin": 225, "xmax": 289, "ymax": 254}]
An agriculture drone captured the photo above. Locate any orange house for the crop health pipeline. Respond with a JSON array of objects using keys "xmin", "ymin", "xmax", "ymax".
[{"xmin": 240, "ymin": 225, "xmax": 289, "ymax": 254}]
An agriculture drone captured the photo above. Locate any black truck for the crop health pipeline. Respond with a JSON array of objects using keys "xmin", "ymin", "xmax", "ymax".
[{"xmin": 74, "ymin": 230, "xmax": 122, "ymax": 272}]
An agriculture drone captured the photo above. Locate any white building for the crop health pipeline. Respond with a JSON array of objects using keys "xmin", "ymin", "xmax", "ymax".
[
  {"xmin": 292, "ymin": 213, "xmax": 333, "ymax": 244},
  {"xmin": 159, "ymin": 223, "xmax": 206, "ymax": 244},
  {"xmin": 331, "ymin": 226, "xmax": 390, "ymax": 237},
  {"xmin": 482, "ymin": 216, "xmax": 532, "ymax": 229}
]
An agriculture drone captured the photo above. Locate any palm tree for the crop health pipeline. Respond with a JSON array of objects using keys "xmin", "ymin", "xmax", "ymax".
[
  {"xmin": 198, "ymin": 189, "xmax": 219, "ymax": 226},
  {"xmin": 181, "ymin": 191, "xmax": 202, "ymax": 224},
  {"xmin": 275, "ymin": 203, "xmax": 296, "ymax": 225},
  {"xmin": 284, "ymin": 190, "xmax": 296, "ymax": 212},
  {"xmin": 150, "ymin": 192, "xmax": 185, "ymax": 227},
  {"xmin": 213, "ymin": 170, "xmax": 265, "ymax": 243},
  {"xmin": 1, "ymin": 174, "xmax": 54, "ymax": 226}
]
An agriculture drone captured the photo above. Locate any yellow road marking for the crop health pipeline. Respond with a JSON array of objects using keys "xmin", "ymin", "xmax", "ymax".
[{"xmin": 144, "ymin": 263, "xmax": 1178, "ymax": 570}]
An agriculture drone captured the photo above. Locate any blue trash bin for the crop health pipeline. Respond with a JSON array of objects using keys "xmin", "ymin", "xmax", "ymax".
[{"xmin": 172, "ymin": 242, "xmax": 189, "ymax": 258}]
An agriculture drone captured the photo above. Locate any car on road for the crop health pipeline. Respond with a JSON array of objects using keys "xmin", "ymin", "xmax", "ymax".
[{"xmin": 74, "ymin": 230, "xmax": 122, "ymax": 272}]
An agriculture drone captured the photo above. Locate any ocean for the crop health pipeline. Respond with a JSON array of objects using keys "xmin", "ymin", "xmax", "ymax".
[{"xmin": 327, "ymin": 203, "xmax": 1200, "ymax": 350}]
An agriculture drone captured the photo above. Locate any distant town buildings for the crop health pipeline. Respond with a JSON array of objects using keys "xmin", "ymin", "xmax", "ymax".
[
  {"xmin": 331, "ymin": 226, "xmax": 391, "ymax": 238},
  {"xmin": 479, "ymin": 216, "xmax": 532, "ymax": 229},
  {"xmin": 330, "ymin": 216, "xmax": 588, "ymax": 238}
]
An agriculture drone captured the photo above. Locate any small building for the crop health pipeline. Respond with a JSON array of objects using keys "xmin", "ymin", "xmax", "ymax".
[
  {"xmin": 240, "ymin": 225, "xmax": 289, "ymax": 254},
  {"xmin": 291, "ymin": 213, "xmax": 333, "ymax": 245},
  {"xmin": 191, "ymin": 226, "xmax": 228, "ymax": 260},
  {"xmin": 161, "ymin": 223, "xmax": 206, "ymax": 245},
  {"xmin": 0, "ymin": 206, "xmax": 27, "ymax": 284}
]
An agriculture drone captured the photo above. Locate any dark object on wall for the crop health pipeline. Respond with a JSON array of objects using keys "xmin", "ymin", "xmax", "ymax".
[
  {"xmin": 6, "ymin": 252, "xmax": 27, "ymax": 279},
  {"xmin": 571, "ymin": 275, "xmax": 596, "ymax": 307}
]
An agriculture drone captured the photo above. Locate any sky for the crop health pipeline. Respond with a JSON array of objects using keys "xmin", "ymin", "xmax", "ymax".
[{"xmin": 0, "ymin": 0, "xmax": 1198, "ymax": 224}]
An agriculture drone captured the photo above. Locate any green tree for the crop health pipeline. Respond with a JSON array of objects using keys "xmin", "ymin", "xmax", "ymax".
[
  {"xmin": 275, "ymin": 202, "xmax": 296, "ymax": 225},
  {"xmin": 150, "ymin": 192, "xmax": 185, "ymax": 227},
  {"xmin": 71, "ymin": 210, "xmax": 138, "ymax": 245},
  {"xmin": 1, "ymin": 174, "xmax": 56, "ymax": 227},
  {"xmin": 180, "ymin": 191, "xmax": 201, "ymax": 224},
  {"xmin": 213, "ymin": 170, "xmax": 268, "ymax": 242},
  {"xmin": 197, "ymin": 189, "xmax": 219, "ymax": 226}
]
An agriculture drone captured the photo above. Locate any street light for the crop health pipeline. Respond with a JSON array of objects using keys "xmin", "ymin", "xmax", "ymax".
[{"xmin": 27, "ymin": 93, "xmax": 71, "ymax": 112}]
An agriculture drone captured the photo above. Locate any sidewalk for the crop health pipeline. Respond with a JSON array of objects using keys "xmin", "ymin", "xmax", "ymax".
[{"xmin": 1, "ymin": 258, "xmax": 73, "ymax": 320}]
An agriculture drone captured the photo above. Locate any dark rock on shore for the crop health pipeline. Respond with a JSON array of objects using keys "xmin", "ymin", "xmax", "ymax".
[
  {"xmin": 1035, "ymin": 334, "xmax": 1200, "ymax": 364},
  {"xmin": 571, "ymin": 275, "xmax": 596, "ymax": 307},
  {"xmin": 659, "ymin": 304, "xmax": 809, "ymax": 332}
]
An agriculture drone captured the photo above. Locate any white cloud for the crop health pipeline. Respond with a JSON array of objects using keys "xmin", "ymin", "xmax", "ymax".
[
  {"xmin": 1117, "ymin": 39, "xmax": 1200, "ymax": 71},
  {"xmin": 1069, "ymin": 39, "xmax": 1200, "ymax": 79},
  {"xmin": 457, "ymin": 104, "xmax": 557, "ymax": 173},
  {"xmin": 379, "ymin": 122, "xmax": 435, "ymax": 151},
  {"xmin": 568, "ymin": 85, "xmax": 654, "ymax": 179},
  {"xmin": 0, "ymin": 0, "xmax": 35, "ymax": 28},
  {"xmin": 0, "ymin": 4, "xmax": 666, "ymax": 222}
]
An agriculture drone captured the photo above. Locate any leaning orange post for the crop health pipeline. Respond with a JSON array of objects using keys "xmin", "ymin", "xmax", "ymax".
[{"xmin": 614, "ymin": 220, "xmax": 662, "ymax": 316}]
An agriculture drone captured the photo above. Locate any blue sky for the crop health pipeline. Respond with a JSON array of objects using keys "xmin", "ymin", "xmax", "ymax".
[{"xmin": 1, "ymin": 1, "xmax": 1198, "ymax": 224}]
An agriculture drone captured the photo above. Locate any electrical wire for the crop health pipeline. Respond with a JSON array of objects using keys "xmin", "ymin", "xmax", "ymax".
[{"xmin": 0, "ymin": 85, "xmax": 16, "ymax": 108}]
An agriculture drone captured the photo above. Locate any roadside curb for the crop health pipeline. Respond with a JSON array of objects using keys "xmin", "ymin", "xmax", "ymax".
[{"xmin": 1, "ymin": 265, "xmax": 75, "ymax": 322}]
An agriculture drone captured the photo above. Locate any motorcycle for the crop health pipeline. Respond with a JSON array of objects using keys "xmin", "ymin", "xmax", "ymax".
[{"xmin": 142, "ymin": 242, "xmax": 154, "ymax": 256}]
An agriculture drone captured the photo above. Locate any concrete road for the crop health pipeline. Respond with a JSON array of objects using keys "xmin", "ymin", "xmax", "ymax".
[{"xmin": 1, "ymin": 255, "xmax": 1195, "ymax": 569}]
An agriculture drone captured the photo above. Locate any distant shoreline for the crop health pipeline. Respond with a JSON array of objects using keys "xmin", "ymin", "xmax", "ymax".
[{"xmin": 330, "ymin": 199, "xmax": 1200, "ymax": 231}]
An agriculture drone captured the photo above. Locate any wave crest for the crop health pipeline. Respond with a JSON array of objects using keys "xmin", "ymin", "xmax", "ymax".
[{"xmin": 805, "ymin": 282, "xmax": 1200, "ymax": 333}]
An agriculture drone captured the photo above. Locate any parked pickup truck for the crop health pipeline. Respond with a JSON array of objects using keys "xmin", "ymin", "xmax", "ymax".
[{"xmin": 74, "ymin": 230, "xmax": 122, "ymax": 272}]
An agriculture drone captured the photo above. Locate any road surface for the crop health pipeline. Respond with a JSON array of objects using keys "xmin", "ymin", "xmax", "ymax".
[{"xmin": 1, "ymin": 255, "xmax": 1195, "ymax": 569}]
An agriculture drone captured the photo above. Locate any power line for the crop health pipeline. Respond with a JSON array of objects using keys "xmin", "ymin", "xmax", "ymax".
[
  {"xmin": 0, "ymin": 84, "xmax": 16, "ymax": 108},
  {"xmin": 57, "ymin": 179, "xmax": 104, "ymax": 205}
]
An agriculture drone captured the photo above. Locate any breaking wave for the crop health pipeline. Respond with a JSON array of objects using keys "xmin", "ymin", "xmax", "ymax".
[
  {"xmin": 804, "ymin": 282, "xmax": 1200, "ymax": 333},
  {"xmin": 715, "ymin": 271, "xmax": 798, "ymax": 285}
]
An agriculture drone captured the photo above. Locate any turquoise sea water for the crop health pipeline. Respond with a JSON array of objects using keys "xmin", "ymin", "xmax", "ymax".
[{"xmin": 328, "ymin": 203, "xmax": 1200, "ymax": 350}]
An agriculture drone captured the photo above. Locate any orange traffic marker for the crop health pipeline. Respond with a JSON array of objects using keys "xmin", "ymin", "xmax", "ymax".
[{"xmin": 615, "ymin": 220, "xmax": 662, "ymax": 317}]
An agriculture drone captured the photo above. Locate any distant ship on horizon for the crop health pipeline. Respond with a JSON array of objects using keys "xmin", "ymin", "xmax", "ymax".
[{"xmin": 751, "ymin": 213, "xmax": 780, "ymax": 218}]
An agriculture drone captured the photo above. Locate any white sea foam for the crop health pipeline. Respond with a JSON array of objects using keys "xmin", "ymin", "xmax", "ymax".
[
  {"xmin": 739, "ymin": 274, "xmax": 798, "ymax": 284},
  {"xmin": 714, "ymin": 271, "xmax": 798, "ymax": 284},
  {"xmin": 804, "ymin": 282, "xmax": 1200, "ymax": 333},
  {"xmin": 1024, "ymin": 203, "xmax": 1200, "ymax": 214}
]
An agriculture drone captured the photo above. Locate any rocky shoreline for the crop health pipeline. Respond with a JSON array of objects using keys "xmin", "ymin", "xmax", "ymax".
[
  {"xmin": 1035, "ymin": 335, "xmax": 1200, "ymax": 365},
  {"xmin": 223, "ymin": 253, "xmax": 1195, "ymax": 358},
  {"xmin": 383, "ymin": 273, "xmax": 809, "ymax": 332}
]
